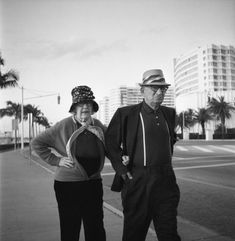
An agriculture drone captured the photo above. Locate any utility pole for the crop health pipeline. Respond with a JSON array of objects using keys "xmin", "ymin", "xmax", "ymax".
[
  {"xmin": 21, "ymin": 86, "xmax": 24, "ymax": 150},
  {"xmin": 20, "ymin": 87, "xmax": 60, "ymax": 150}
]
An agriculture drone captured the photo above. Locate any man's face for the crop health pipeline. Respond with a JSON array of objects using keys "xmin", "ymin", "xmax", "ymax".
[
  {"xmin": 142, "ymin": 86, "xmax": 168, "ymax": 106},
  {"xmin": 74, "ymin": 102, "xmax": 93, "ymax": 122}
]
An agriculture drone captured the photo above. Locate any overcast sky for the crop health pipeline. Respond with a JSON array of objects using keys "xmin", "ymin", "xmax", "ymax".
[{"xmin": 1, "ymin": 0, "xmax": 235, "ymax": 131}]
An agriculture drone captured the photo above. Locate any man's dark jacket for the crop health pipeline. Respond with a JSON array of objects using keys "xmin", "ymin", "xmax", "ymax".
[{"xmin": 105, "ymin": 102, "xmax": 177, "ymax": 191}]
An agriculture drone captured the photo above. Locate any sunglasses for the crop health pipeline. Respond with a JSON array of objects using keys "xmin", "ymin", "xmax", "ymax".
[{"xmin": 149, "ymin": 86, "xmax": 168, "ymax": 94}]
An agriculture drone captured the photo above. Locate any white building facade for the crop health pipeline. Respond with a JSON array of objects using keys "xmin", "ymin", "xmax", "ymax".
[
  {"xmin": 97, "ymin": 96, "xmax": 109, "ymax": 126},
  {"xmin": 174, "ymin": 44, "xmax": 235, "ymax": 129},
  {"xmin": 98, "ymin": 85, "xmax": 175, "ymax": 125}
]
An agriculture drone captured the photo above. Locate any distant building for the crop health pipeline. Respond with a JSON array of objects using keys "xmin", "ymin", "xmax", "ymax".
[
  {"xmin": 162, "ymin": 86, "xmax": 175, "ymax": 108},
  {"xmin": 97, "ymin": 96, "xmax": 109, "ymax": 126},
  {"xmin": 174, "ymin": 44, "xmax": 235, "ymax": 128},
  {"xmin": 98, "ymin": 84, "xmax": 175, "ymax": 125}
]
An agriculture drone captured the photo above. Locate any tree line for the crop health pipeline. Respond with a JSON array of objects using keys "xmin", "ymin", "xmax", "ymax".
[
  {"xmin": 0, "ymin": 53, "xmax": 51, "ymax": 144},
  {"xmin": 176, "ymin": 96, "xmax": 235, "ymax": 139},
  {"xmin": 1, "ymin": 52, "xmax": 235, "ymax": 140}
]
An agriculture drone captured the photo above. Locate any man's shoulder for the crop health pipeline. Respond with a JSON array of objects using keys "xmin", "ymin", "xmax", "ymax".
[
  {"xmin": 161, "ymin": 105, "xmax": 175, "ymax": 113},
  {"xmin": 118, "ymin": 103, "xmax": 142, "ymax": 113}
]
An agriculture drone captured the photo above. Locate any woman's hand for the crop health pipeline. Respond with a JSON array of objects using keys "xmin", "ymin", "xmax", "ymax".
[{"xmin": 59, "ymin": 157, "xmax": 74, "ymax": 168}]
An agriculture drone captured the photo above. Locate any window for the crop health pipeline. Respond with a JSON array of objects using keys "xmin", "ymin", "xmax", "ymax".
[
  {"xmin": 212, "ymin": 55, "xmax": 217, "ymax": 60},
  {"xmin": 212, "ymin": 49, "xmax": 217, "ymax": 54},
  {"xmin": 221, "ymin": 49, "xmax": 226, "ymax": 54}
]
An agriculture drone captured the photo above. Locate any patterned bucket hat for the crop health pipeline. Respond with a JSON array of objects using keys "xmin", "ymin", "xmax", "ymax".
[{"xmin": 69, "ymin": 85, "xmax": 99, "ymax": 113}]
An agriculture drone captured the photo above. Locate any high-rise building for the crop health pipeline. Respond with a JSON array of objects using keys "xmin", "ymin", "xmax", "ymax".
[
  {"xmin": 174, "ymin": 44, "xmax": 235, "ymax": 128},
  {"xmin": 97, "ymin": 96, "xmax": 109, "ymax": 126},
  {"xmin": 162, "ymin": 86, "xmax": 175, "ymax": 108},
  {"xmin": 98, "ymin": 84, "xmax": 175, "ymax": 125},
  {"xmin": 109, "ymin": 85, "xmax": 143, "ymax": 120}
]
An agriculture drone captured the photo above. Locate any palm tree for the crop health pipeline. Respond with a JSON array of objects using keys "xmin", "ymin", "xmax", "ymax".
[
  {"xmin": 36, "ymin": 115, "xmax": 51, "ymax": 130},
  {"xmin": 194, "ymin": 108, "xmax": 213, "ymax": 136},
  {"xmin": 0, "ymin": 101, "xmax": 25, "ymax": 147},
  {"xmin": 207, "ymin": 96, "xmax": 235, "ymax": 138},
  {"xmin": 0, "ymin": 54, "xmax": 19, "ymax": 89},
  {"xmin": 176, "ymin": 108, "xmax": 196, "ymax": 136},
  {"xmin": 24, "ymin": 104, "xmax": 43, "ymax": 137}
]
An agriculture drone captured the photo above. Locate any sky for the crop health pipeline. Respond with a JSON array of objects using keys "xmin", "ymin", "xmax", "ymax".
[{"xmin": 1, "ymin": 0, "xmax": 235, "ymax": 132}]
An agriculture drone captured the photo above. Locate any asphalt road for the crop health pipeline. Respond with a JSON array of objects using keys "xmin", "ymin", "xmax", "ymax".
[
  {"xmin": 102, "ymin": 140, "xmax": 235, "ymax": 240},
  {"xmin": 18, "ymin": 139, "xmax": 235, "ymax": 240}
]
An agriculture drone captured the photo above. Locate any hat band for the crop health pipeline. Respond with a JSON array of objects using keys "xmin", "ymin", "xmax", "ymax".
[{"xmin": 143, "ymin": 77, "xmax": 165, "ymax": 85}]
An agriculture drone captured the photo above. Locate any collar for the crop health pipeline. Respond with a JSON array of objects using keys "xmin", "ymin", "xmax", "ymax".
[{"xmin": 142, "ymin": 100, "xmax": 160, "ymax": 115}]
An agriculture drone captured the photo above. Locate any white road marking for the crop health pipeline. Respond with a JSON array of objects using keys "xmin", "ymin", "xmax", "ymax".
[
  {"xmin": 192, "ymin": 145, "xmax": 214, "ymax": 153},
  {"xmin": 208, "ymin": 145, "xmax": 235, "ymax": 154},
  {"xmin": 174, "ymin": 162, "xmax": 235, "ymax": 170},
  {"xmin": 104, "ymin": 162, "xmax": 112, "ymax": 166},
  {"xmin": 177, "ymin": 176, "xmax": 235, "ymax": 191},
  {"xmin": 101, "ymin": 172, "xmax": 115, "ymax": 176},
  {"xmin": 225, "ymin": 145, "xmax": 235, "ymax": 152},
  {"xmin": 175, "ymin": 146, "xmax": 188, "ymax": 151}
]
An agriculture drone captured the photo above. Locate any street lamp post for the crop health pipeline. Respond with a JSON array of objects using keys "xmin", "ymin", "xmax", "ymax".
[
  {"xmin": 20, "ymin": 87, "xmax": 60, "ymax": 150},
  {"xmin": 21, "ymin": 86, "xmax": 24, "ymax": 150}
]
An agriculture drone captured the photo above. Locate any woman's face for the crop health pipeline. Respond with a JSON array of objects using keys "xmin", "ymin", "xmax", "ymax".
[{"xmin": 74, "ymin": 102, "xmax": 93, "ymax": 122}]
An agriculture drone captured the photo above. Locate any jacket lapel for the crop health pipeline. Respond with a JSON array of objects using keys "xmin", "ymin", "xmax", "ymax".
[
  {"xmin": 125, "ymin": 103, "xmax": 142, "ymax": 158},
  {"xmin": 160, "ymin": 106, "xmax": 174, "ymax": 141}
]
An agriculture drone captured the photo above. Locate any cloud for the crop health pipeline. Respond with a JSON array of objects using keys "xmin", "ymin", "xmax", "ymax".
[
  {"xmin": 16, "ymin": 38, "xmax": 130, "ymax": 60},
  {"xmin": 140, "ymin": 25, "xmax": 169, "ymax": 36},
  {"xmin": 79, "ymin": 39, "xmax": 129, "ymax": 59}
]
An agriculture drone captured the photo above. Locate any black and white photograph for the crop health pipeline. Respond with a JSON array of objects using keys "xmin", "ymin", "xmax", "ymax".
[{"xmin": 0, "ymin": 0, "xmax": 235, "ymax": 240}]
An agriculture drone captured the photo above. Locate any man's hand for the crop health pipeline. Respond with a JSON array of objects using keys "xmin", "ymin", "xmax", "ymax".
[
  {"xmin": 122, "ymin": 155, "xmax": 130, "ymax": 166},
  {"xmin": 121, "ymin": 171, "xmax": 133, "ymax": 180},
  {"xmin": 59, "ymin": 157, "xmax": 74, "ymax": 168}
]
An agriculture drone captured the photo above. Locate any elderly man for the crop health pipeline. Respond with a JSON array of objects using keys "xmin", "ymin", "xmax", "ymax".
[
  {"xmin": 105, "ymin": 69, "xmax": 181, "ymax": 241},
  {"xmin": 32, "ymin": 85, "xmax": 106, "ymax": 241}
]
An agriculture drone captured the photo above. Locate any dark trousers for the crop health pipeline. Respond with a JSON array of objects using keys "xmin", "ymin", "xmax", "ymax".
[
  {"xmin": 121, "ymin": 166, "xmax": 181, "ymax": 241},
  {"xmin": 54, "ymin": 179, "xmax": 106, "ymax": 241}
]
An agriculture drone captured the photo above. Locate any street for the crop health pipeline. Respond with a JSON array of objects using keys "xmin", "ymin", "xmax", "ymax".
[
  {"xmin": 102, "ymin": 140, "xmax": 235, "ymax": 240},
  {"xmin": 2, "ymin": 140, "xmax": 234, "ymax": 240}
]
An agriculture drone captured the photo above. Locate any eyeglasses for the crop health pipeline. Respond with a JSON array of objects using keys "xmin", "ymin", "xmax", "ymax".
[{"xmin": 149, "ymin": 86, "xmax": 168, "ymax": 94}]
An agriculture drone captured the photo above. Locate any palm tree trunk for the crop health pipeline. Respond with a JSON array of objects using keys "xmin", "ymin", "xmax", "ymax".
[
  {"xmin": 201, "ymin": 122, "xmax": 205, "ymax": 135},
  {"xmin": 221, "ymin": 117, "xmax": 226, "ymax": 139}
]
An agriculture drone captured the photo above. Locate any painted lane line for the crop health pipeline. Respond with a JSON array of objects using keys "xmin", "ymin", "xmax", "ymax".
[
  {"xmin": 175, "ymin": 146, "xmax": 188, "ymax": 151},
  {"xmin": 101, "ymin": 172, "xmax": 115, "ymax": 176},
  {"xmin": 208, "ymin": 145, "xmax": 235, "ymax": 154},
  {"xmin": 104, "ymin": 162, "xmax": 112, "ymax": 166},
  {"xmin": 177, "ymin": 176, "xmax": 235, "ymax": 191},
  {"xmin": 174, "ymin": 162, "xmax": 235, "ymax": 170},
  {"xmin": 225, "ymin": 145, "xmax": 235, "ymax": 152},
  {"xmin": 173, "ymin": 154, "xmax": 235, "ymax": 161},
  {"xmin": 192, "ymin": 145, "xmax": 214, "ymax": 153}
]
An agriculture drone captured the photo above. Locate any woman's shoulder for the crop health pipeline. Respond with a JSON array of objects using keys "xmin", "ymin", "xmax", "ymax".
[{"xmin": 93, "ymin": 118, "xmax": 107, "ymax": 132}]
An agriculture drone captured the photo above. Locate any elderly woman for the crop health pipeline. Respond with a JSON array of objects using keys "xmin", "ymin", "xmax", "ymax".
[{"xmin": 31, "ymin": 86, "xmax": 106, "ymax": 241}]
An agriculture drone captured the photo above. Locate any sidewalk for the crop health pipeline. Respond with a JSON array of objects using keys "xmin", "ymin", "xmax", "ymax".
[{"xmin": 0, "ymin": 150, "xmax": 233, "ymax": 241}]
